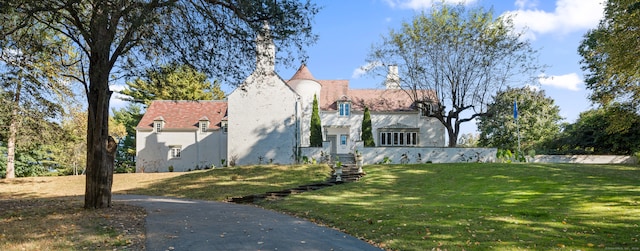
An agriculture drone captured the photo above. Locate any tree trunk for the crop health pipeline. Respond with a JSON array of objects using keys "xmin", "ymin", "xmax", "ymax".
[
  {"xmin": 444, "ymin": 117, "xmax": 461, "ymax": 147},
  {"xmin": 5, "ymin": 80, "xmax": 21, "ymax": 179},
  {"xmin": 84, "ymin": 53, "xmax": 114, "ymax": 209},
  {"xmin": 447, "ymin": 127, "xmax": 458, "ymax": 147}
]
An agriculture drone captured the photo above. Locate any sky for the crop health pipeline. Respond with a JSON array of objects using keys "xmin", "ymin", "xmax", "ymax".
[{"xmin": 111, "ymin": 0, "xmax": 606, "ymax": 135}]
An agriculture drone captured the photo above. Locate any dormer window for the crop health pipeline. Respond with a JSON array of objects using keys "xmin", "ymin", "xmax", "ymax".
[
  {"xmin": 418, "ymin": 102, "xmax": 434, "ymax": 117},
  {"xmin": 338, "ymin": 102, "xmax": 351, "ymax": 117},
  {"xmin": 153, "ymin": 117, "xmax": 165, "ymax": 133},
  {"xmin": 221, "ymin": 120, "xmax": 228, "ymax": 133},
  {"xmin": 199, "ymin": 117, "xmax": 210, "ymax": 133},
  {"xmin": 200, "ymin": 121, "xmax": 209, "ymax": 132}
]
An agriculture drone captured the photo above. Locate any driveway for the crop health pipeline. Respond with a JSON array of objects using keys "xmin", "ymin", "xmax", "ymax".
[{"xmin": 114, "ymin": 195, "xmax": 382, "ymax": 251}]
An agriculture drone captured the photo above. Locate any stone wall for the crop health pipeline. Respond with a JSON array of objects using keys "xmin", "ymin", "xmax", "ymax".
[
  {"xmin": 300, "ymin": 143, "xmax": 497, "ymax": 164},
  {"xmin": 529, "ymin": 155, "xmax": 637, "ymax": 164}
]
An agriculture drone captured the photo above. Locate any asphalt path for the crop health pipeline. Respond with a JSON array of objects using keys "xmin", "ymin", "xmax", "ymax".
[{"xmin": 114, "ymin": 195, "xmax": 383, "ymax": 251}]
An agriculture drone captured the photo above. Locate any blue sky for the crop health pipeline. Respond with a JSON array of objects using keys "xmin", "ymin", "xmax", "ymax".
[
  {"xmin": 277, "ymin": 0, "xmax": 604, "ymax": 134},
  {"xmin": 112, "ymin": 0, "xmax": 606, "ymax": 134}
]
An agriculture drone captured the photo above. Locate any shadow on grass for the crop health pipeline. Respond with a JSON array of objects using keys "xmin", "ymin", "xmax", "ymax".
[
  {"xmin": 0, "ymin": 196, "xmax": 145, "ymax": 250},
  {"xmin": 119, "ymin": 165, "xmax": 332, "ymax": 201},
  {"xmin": 260, "ymin": 163, "xmax": 640, "ymax": 250}
]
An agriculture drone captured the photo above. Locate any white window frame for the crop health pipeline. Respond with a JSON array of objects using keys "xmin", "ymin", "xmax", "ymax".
[
  {"xmin": 154, "ymin": 121, "xmax": 163, "ymax": 133},
  {"xmin": 169, "ymin": 145, "xmax": 182, "ymax": 159},
  {"xmin": 379, "ymin": 131, "xmax": 418, "ymax": 146},
  {"xmin": 338, "ymin": 102, "xmax": 351, "ymax": 116},
  {"xmin": 419, "ymin": 103, "xmax": 434, "ymax": 117},
  {"xmin": 221, "ymin": 121, "xmax": 228, "ymax": 133},
  {"xmin": 340, "ymin": 134, "xmax": 348, "ymax": 145},
  {"xmin": 200, "ymin": 121, "xmax": 209, "ymax": 133}
]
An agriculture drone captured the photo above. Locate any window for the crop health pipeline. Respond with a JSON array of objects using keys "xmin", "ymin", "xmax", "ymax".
[
  {"xmin": 170, "ymin": 146, "xmax": 182, "ymax": 158},
  {"xmin": 221, "ymin": 121, "xmax": 228, "ymax": 133},
  {"xmin": 154, "ymin": 121, "xmax": 162, "ymax": 133},
  {"xmin": 200, "ymin": 121, "xmax": 208, "ymax": 133},
  {"xmin": 419, "ymin": 103, "xmax": 434, "ymax": 117},
  {"xmin": 340, "ymin": 134, "xmax": 347, "ymax": 145},
  {"xmin": 338, "ymin": 102, "xmax": 350, "ymax": 116},
  {"xmin": 379, "ymin": 131, "xmax": 418, "ymax": 146}
]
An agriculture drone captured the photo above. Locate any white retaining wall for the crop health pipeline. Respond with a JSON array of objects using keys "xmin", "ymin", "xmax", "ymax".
[
  {"xmin": 359, "ymin": 147, "xmax": 497, "ymax": 164},
  {"xmin": 300, "ymin": 144, "xmax": 497, "ymax": 164},
  {"xmin": 529, "ymin": 155, "xmax": 637, "ymax": 164}
]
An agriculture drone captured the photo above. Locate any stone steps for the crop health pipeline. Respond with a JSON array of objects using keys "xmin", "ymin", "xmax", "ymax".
[{"xmin": 228, "ymin": 163, "xmax": 365, "ymax": 204}]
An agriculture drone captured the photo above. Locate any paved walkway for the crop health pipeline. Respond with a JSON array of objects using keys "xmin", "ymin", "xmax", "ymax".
[{"xmin": 114, "ymin": 195, "xmax": 382, "ymax": 251}]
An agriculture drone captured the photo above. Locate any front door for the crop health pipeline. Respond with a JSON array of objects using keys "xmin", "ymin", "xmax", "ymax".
[{"xmin": 327, "ymin": 135, "xmax": 337, "ymax": 156}]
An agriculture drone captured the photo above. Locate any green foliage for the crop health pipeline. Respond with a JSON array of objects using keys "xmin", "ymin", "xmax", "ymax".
[
  {"xmin": 361, "ymin": 107, "xmax": 375, "ymax": 147},
  {"xmin": 120, "ymin": 64, "xmax": 225, "ymax": 107},
  {"xmin": 367, "ymin": 3, "xmax": 542, "ymax": 146},
  {"xmin": 542, "ymin": 103, "xmax": 640, "ymax": 154},
  {"xmin": 478, "ymin": 87, "xmax": 562, "ymax": 153},
  {"xmin": 111, "ymin": 104, "xmax": 143, "ymax": 173},
  {"xmin": 578, "ymin": 0, "xmax": 640, "ymax": 106},
  {"xmin": 1, "ymin": 0, "xmax": 319, "ymax": 207},
  {"xmin": 309, "ymin": 94, "xmax": 322, "ymax": 147}
]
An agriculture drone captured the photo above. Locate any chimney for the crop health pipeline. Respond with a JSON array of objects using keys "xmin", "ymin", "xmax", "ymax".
[
  {"xmin": 385, "ymin": 65, "xmax": 400, "ymax": 89},
  {"xmin": 256, "ymin": 21, "xmax": 275, "ymax": 73}
]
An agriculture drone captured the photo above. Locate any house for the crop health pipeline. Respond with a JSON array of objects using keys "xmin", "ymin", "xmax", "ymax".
[
  {"xmin": 135, "ymin": 26, "xmax": 447, "ymax": 171},
  {"xmin": 135, "ymin": 101, "xmax": 228, "ymax": 172}
]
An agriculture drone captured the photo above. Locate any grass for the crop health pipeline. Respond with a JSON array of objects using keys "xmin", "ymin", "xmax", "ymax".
[
  {"xmin": 1, "ymin": 163, "xmax": 638, "ymax": 250},
  {"xmin": 122, "ymin": 164, "xmax": 332, "ymax": 200},
  {"xmin": 0, "ymin": 164, "xmax": 331, "ymax": 250},
  {"xmin": 258, "ymin": 163, "xmax": 640, "ymax": 250}
]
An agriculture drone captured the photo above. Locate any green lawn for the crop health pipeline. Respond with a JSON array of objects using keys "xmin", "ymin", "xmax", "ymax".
[
  {"xmin": 124, "ymin": 164, "xmax": 332, "ymax": 201},
  {"xmin": 258, "ymin": 163, "xmax": 640, "ymax": 251}
]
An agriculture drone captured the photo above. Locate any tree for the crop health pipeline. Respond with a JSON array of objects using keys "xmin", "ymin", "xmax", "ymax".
[
  {"xmin": 1, "ymin": 0, "xmax": 318, "ymax": 208},
  {"xmin": 0, "ymin": 24, "xmax": 74, "ymax": 179},
  {"xmin": 361, "ymin": 107, "xmax": 374, "ymax": 147},
  {"xmin": 578, "ymin": 0, "xmax": 640, "ymax": 106},
  {"xmin": 111, "ymin": 104, "xmax": 143, "ymax": 173},
  {"xmin": 54, "ymin": 106, "xmax": 88, "ymax": 175},
  {"xmin": 477, "ymin": 87, "xmax": 562, "ymax": 153},
  {"xmin": 310, "ymin": 94, "xmax": 322, "ymax": 147},
  {"xmin": 543, "ymin": 103, "xmax": 640, "ymax": 154},
  {"xmin": 367, "ymin": 3, "xmax": 542, "ymax": 146},
  {"xmin": 120, "ymin": 64, "xmax": 226, "ymax": 107}
]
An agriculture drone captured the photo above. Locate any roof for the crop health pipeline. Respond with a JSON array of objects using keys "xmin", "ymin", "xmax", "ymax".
[
  {"xmin": 137, "ymin": 100, "xmax": 228, "ymax": 130},
  {"xmin": 317, "ymin": 82, "xmax": 428, "ymax": 112},
  {"xmin": 287, "ymin": 65, "xmax": 435, "ymax": 112},
  {"xmin": 290, "ymin": 64, "xmax": 315, "ymax": 80}
]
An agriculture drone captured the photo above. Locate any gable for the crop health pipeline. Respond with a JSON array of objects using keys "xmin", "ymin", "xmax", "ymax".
[{"xmin": 136, "ymin": 100, "xmax": 228, "ymax": 131}]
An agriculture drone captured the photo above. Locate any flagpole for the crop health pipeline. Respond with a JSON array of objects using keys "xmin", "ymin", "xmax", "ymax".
[{"xmin": 514, "ymin": 100, "xmax": 521, "ymax": 158}]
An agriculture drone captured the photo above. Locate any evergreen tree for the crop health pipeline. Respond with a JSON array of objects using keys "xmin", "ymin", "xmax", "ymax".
[
  {"xmin": 310, "ymin": 94, "xmax": 322, "ymax": 147},
  {"xmin": 361, "ymin": 107, "xmax": 374, "ymax": 147},
  {"xmin": 120, "ymin": 64, "xmax": 225, "ymax": 107}
]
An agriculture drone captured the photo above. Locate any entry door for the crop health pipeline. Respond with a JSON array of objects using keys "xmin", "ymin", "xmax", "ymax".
[{"xmin": 327, "ymin": 135, "xmax": 337, "ymax": 155}]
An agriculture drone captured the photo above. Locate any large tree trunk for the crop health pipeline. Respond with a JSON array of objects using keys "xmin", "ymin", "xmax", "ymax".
[
  {"xmin": 5, "ymin": 81, "xmax": 20, "ymax": 179},
  {"xmin": 84, "ymin": 49, "xmax": 114, "ymax": 208},
  {"xmin": 447, "ymin": 127, "xmax": 458, "ymax": 147}
]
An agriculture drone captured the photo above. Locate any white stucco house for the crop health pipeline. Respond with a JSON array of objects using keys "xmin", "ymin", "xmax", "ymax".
[
  {"xmin": 135, "ymin": 101, "xmax": 228, "ymax": 172},
  {"xmin": 135, "ymin": 28, "xmax": 449, "ymax": 171}
]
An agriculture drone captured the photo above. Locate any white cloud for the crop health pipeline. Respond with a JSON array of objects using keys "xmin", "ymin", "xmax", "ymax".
[
  {"xmin": 538, "ymin": 73, "xmax": 582, "ymax": 91},
  {"xmin": 352, "ymin": 61, "xmax": 382, "ymax": 79},
  {"xmin": 109, "ymin": 84, "xmax": 129, "ymax": 110},
  {"xmin": 505, "ymin": 0, "xmax": 605, "ymax": 39},
  {"xmin": 514, "ymin": 0, "xmax": 538, "ymax": 9},
  {"xmin": 384, "ymin": 0, "xmax": 477, "ymax": 10}
]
